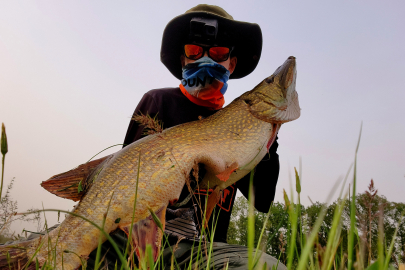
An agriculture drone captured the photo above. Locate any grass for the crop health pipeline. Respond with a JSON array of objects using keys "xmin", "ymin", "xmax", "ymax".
[{"xmin": 1, "ymin": 122, "xmax": 405, "ymax": 269}]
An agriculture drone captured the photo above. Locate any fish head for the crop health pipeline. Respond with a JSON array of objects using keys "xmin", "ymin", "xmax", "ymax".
[{"xmin": 241, "ymin": 56, "xmax": 300, "ymax": 123}]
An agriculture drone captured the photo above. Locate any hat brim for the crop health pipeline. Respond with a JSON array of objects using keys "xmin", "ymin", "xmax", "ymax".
[{"xmin": 160, "ymin": 11, "xmax": 262, "ymax": 80}]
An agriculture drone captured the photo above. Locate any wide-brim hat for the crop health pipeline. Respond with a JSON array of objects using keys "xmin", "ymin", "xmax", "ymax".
[{"xmin": 161, "ymin": 4, "xmax": 262, "ymax": 80}]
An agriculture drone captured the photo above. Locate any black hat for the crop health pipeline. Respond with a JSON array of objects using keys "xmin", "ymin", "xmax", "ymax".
[{"xmin": 160, "ymin": 4, "xmax": 262, "ymax": 80}]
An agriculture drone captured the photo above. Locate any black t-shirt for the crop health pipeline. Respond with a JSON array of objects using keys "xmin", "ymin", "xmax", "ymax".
[{"xmin": 123, "ymin": 87, "xmax": 280, "ymax": 243}]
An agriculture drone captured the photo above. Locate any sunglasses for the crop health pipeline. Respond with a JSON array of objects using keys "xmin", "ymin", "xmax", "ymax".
[{"xmin": 184, "ymin": 44, "xmax": 233, "ymax": 62}]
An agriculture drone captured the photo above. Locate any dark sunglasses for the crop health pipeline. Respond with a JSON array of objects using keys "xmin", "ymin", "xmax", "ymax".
[{"xmin": 184, "ymin": 44, "xmax": 233, "ymax": 62}]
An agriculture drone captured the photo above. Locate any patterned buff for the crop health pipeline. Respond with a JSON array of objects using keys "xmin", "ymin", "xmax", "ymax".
[{"xmin": 179, "ymin": 56, "xmax": 230, "ymax": 110}]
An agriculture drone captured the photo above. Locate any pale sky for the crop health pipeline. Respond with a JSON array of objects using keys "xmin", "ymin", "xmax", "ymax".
[{"xmin": 1, "ymin": 1, "xmax": 404, "ymax": 233}]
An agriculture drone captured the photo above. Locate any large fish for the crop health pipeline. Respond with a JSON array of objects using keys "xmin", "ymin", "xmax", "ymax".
[{"xmin": 0, "ymin": 56, "xmax": 300, "ymax": 269}]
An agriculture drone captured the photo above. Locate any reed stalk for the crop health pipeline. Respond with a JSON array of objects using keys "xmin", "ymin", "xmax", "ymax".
[{"xmin": 1, "ymin": 123, "xmax": 8, "ymax": 201}]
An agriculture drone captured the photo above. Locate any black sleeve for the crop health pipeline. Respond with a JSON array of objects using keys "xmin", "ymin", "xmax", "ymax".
[
  {"xmin": 122, "ymin": 93, "xmax": 160, "ymax": 147},
  {"xmin": 235, "ymin": 137, "xmax": 280, "ymax": 213}
]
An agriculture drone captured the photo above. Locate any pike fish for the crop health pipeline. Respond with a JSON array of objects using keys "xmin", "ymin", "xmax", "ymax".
[{"xmin": 0, "ymin": 56, "xmax": 300, "ymax": 269}]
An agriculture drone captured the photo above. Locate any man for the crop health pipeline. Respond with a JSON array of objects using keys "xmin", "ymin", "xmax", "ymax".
[{"xmin": 87, "ymin": 4, "xmax": 285, "ymax": 269}]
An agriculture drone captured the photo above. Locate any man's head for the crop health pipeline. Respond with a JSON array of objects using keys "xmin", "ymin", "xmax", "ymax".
[{"xmin": 161, "ymin": 4, "xmax": 262, "ymax": 80}]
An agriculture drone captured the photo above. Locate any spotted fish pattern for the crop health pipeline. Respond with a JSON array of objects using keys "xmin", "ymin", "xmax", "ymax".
[{"xmin": 0, "ymin": 57, "xmax": 300, "ymax": 269}]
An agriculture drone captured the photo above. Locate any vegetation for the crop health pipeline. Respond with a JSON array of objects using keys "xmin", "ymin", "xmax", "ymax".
[
  {"xmin": 1, "ymin": 122, "xmax": 404, "ymax": 269},
  {"xmin": 0, "ymin": 178, "xmax": 42, "ymax": 243},
  {"xmin": 0, "ymin": 123, "xmax": 41, "ymax": 243},
  {"xmin": 228, "ymin": 179, "xmax": 405, "ymax": 268}
]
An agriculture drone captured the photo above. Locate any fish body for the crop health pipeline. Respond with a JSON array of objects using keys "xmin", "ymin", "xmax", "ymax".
[{"xmin": 0, "ymin": 57, "xmax": 300, "ymax": 269}]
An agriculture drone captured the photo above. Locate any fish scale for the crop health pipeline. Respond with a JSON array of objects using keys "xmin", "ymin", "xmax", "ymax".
[
  {"xmin": 30, "ymin": 101, "xmax": 271, "ymax": 269},
  {"xmin": 0, "ymin": 56, "xmax": 300, "ymax": 269}
]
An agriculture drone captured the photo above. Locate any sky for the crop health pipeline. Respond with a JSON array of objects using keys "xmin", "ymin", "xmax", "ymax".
[{"xmin": 0, "ymin": 1, "xmax": 404, "ymax": 234}]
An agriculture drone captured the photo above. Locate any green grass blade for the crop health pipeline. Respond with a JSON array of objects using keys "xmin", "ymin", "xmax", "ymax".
[
  {"xmin": 23, "ymin": 240, "xmax": 45, "ymax": 270},
  {"xmin": 205, "ymin": 208, "xmax": 220, "ymax": 270},
  {"xmin": 384, "ymin": 211, "xmax": 405, "ymax": 269},
  {"xmin": 296, "ymin": 204, "xmax": 328, "ymax": 270},
  {"xmin": 6, "ymin": 251, "xmax": 11, "ymax": 270},
  {"xmin": 146, "ymin": 244, "xmax": 154, "ymax": 269},
  {"xmin": 323, "ymin": 192, "xmax": 348, "ymax": 270},
  {"xmin": 248, "ymin": 169, "xmax": 255, "ymax": 270},
  {"xmin": 377, "ymin": 205, "xmax": 385, "ymax": 270},
  {"xmin": 253, "ymin": 202, "xmax": 273, "ymax": 266},
  {"xmin": 338, "ymin": 164, "xmax": 353, "ymax": 199},
  {"xmin": 320, "ymin": 166, "xmax": 352, "ymax": 270},
  {"xmin": 365, "ymin": 261, "xmax": 379, "ymax": 270},
  {"xmin": 40, "ymin": 202, "xmax": 52, "ymax": 265},
  {"xmin": 348, "ymin": 122, "xmax": 362, "ymax": 270},
  {"xmin": 149, "ymin": 207, "xmax": 180, "ymax": 270},
  {"xmin": 86, "ymin": 144, "xmax": 125, "ymax": 163},
  {"xmin": 295, "ymin": 167, "xmax": 303, "ymax": 255},
  {"xmin": 286, "ymin": 192, "xmax": 298, "ymax": 270},
  {"xmin": 121, "ymin": 151, "xmax": 141, "ymax": 270},
  {"xmin": 94, "ymin": 191, "xmax": 114, "ymax": 270},
  {"xmin": 53, "ymin": 224, "xmax": 63, "ymax": 269}
]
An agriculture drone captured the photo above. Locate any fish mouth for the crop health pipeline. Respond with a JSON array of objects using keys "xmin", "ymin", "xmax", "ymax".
[
  {"xmin": 243, "ymin": 56, "xmax": 300, "ymax": 124},
  {"xmin": 279, "ymin": 57, "xmax": 296, "ymax": 91},
  {"xmin": 258, "ymin": 56, "xmax": 297, "ymax": 110}
]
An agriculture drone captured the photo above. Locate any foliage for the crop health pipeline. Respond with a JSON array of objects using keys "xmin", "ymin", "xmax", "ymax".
[
  {"xmin": 0, "ymin": 178, "xmax": 42, "ymax": 242},
  {"xmin": 228, "ymin": 179, "xmax": 405, "ymax": 268},
  {"xmin": 0, "ymin": 123, "xmax": 42, "ymax": 243}
]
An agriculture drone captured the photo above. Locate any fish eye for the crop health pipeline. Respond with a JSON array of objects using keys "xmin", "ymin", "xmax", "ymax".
[{"xmin": 265, "ymin": 76, "xmax": 274, "ymax": 84}]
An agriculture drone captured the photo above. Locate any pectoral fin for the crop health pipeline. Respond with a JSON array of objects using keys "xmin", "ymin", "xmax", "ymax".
[
  {"xmin": 215, "ymin": 162, "xmax": 239, "ymax": 182},
  {"xmin": 203, "ymin": 186, "xmax": 221, "ymax": 229},
  {"xmin": 120, "ymin": 205, "xmax": 166, "ymax": 265}
]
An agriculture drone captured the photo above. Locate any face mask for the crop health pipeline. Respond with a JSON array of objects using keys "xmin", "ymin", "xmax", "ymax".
[{"xmin": 179, "ymin": 56, "xmax": 230, "ymax": 110}]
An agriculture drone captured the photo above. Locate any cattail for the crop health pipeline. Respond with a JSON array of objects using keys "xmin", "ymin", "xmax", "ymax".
[
  {"xmin": 1, "ymin": 123, "xmax": 7, "ymax": 156},
  {"xmin": 1, "ymin": 123, "xmax": 8, "ymax": 200}
]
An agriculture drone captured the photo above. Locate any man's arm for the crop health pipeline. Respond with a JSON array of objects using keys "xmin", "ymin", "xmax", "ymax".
[
  {"xmin": 123, "ymin": 93, "xmax": 160, "ymax": 147},
  {"xmin": 235, "ymin": 137, "xmax": 280, "ymax": 213}
]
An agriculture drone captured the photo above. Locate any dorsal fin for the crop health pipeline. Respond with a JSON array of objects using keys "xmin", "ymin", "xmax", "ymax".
[{"xmin": 40, "ymin": 155, "xmax": 111, "ymax": 201}]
